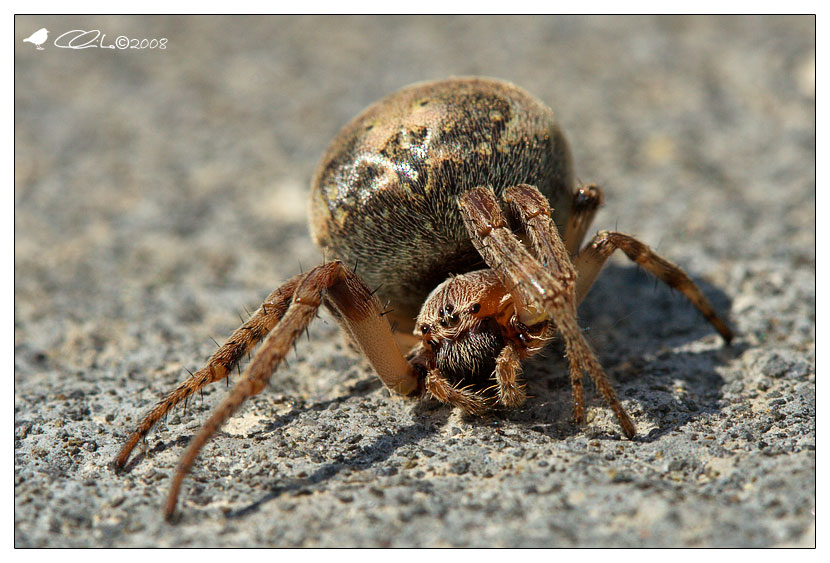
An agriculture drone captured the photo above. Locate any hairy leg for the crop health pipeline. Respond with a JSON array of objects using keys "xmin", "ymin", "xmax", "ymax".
[
  {"xmin": 423, "ymin": 368, "xmax": 489, "ymax": 416},
  {"xmin": 459, "ymin": 185, "xmax": 635, "ymax": 438},
  {"xmin": 163, "ymin": 272, "xmax": 322, "ymax": 520},
  {"xmin": 503, "ymin": 185, "xmax": 585, "ymax": 419},
  {"xmin": 505, "ymin": 184, "xmax": 638, "ymax": 433},
  {"xmin": 115, "ymin": 260, "xmax": 419, "ymax": 520},
  {"xmin": 401, "ymin": 342, "xmax": 487, "ymax": 414},
  {"xmin": 574, "ymin": 230, "xmax": 734, "ymax": 343},
  {"xmin": 563, "ymin": 184, "xmax": 604, "ymax": 256},
  {"xmin": 112, "ymin": 274, "xmax": 304, "ymax": 471},
  {"xmin": 494, "ymin": 344, "xmax": 526, "ymax": 408}
]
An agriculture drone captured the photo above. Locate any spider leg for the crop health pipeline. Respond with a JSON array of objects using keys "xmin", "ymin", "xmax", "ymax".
[
  {"xmin": 504, "ymin": 184, "xmax": 589, "ymax": 417},
  {"xmin": 494, "ymin": 344, "xmax": 526, "ymax": 408},
  {"xmin": 563, "ymin": 184, "xmax": 604, "ymax": 256},
  {"xmin": 162, "ymin": 260, "xmax": 419, "ymax": 520},
  {"xmin": 573, "ymin": 230, "xmax": 734, "ymax": 343},
  {"xmin": 423, "ymin": 368, "xmax": 489, "ymax": 415},
  {"xmin": 506, "ymin": 184, "xmax": 635, "ymax": 432},
  {"xmin": 459, "ymin": 185, "xmax": 636, "ymax": 438},
  {"xmin": 404, "ymin": 343, "xmax": 488, "ymax": 414},
  {"xmin": 112, "ymin": 274, "xmax": 304, "ymax": 471}
]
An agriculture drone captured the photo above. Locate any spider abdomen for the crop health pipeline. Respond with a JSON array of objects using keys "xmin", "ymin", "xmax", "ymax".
[{"xmin": 310, "ymin": 77, "xmax": 576, "ymax": 320}]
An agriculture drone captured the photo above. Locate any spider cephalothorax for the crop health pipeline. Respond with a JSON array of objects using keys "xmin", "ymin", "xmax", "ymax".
[
  {"xmin": 412, "ymin": 269, "xmax": 549, "ymax": 407},
  {"xmin": 112, "ymin": 77, "xmax": 734, "ymax": 521},
  {"xmin": 419, "ymin": 272, "xmax": 510, "ymax": 383}
]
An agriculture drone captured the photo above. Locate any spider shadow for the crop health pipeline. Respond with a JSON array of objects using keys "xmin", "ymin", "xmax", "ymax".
[
  {"xmin": 505, "ymin": 262, "xmax": 743, "ymax": 443},
  {"xmin": 577, "ymin": 263, "xmax": 736, "ymax": 355},
  {"xmin": 224, "ymin": 382, "xmax": 449, "ymax": 520},
  {"xmin": 114, "ymin": 366, "xmax": 392, "ymax": 476},
  {"xmin": 112, "ymin": 399, "xmax": 333, "ymax": 477}
]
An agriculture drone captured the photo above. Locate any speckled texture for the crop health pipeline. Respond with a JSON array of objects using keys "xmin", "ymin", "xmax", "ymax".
[
  {"xmin": 310, "ymin": 77, "xmax": 575, "ymax": 319},
  {"xmin": 15, "ymin": 15, "xmax": 814, "ymax": 547}
]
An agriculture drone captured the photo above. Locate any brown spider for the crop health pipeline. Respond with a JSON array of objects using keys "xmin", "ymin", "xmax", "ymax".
[{"xmin": 112, "ymin": 77, "xmax": 733, "ymax": 520}]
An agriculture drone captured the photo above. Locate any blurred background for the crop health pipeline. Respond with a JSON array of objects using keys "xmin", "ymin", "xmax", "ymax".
[{"xmin": 15, "ymin": 16, "xmax": 814, "ymax": 547}]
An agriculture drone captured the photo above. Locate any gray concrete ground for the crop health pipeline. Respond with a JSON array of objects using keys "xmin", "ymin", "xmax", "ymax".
[{"xmin": 14, "ymin": 16, "xmax": 814, "ymax": 547}]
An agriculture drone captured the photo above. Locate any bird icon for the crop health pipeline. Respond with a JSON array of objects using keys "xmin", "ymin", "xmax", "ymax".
[{"xmin": 23, "ymin": 28, "xmax": 49, "ymax": 50}]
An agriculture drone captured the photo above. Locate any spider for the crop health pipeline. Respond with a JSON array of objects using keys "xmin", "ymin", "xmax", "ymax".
[{"xmin": 112, "ymin": 77, "xmax": 734, "ymax": 520}]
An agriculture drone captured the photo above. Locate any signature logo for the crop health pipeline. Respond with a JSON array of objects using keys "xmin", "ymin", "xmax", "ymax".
[
  {"xmin": 22, "ymin": 27, "xmax": 167, "ymax": 50},
  {"xmin": 22, "ymin": 28, "xmax": 49, "ymax": 50}
]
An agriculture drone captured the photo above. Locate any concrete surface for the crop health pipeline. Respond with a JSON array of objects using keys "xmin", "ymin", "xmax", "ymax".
[{"xmin": 14, "ymin": 15, "xmax": 814, "ymax": 547}]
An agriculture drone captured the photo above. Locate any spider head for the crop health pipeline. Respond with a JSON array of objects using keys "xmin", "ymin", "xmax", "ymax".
[{"xmin": 414, "ymin": 270, "xmax": 512, "ymax": 386}]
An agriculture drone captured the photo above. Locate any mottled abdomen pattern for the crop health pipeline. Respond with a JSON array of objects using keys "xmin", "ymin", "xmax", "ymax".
[{"xmin": 310, "ymin": 77, "xmax": 575, "ymax": 319}]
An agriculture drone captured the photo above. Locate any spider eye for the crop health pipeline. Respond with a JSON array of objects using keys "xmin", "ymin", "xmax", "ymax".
[
  {"xmin": 449, "ymin": 313, "xmax": 459, "ymax": 323},
  {"xmin": 469, "ymin": 303, "xmax": 481, "ymax": 314},
  {"xmin": 420, "ymin": 324, "xmax": 430, "ymax": 334}
]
